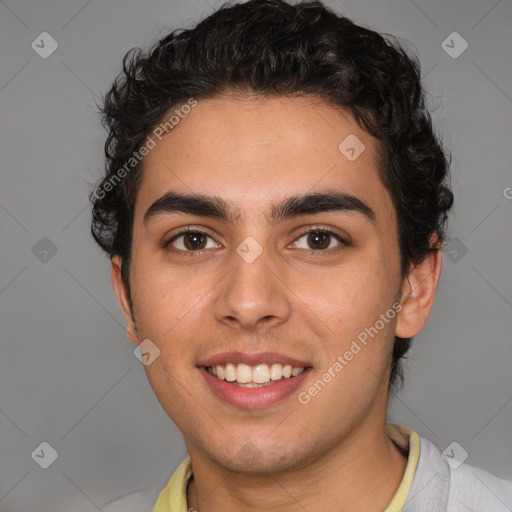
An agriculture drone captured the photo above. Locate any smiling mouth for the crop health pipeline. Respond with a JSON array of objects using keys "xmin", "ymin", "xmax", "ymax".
[{"xmin": 205, "ymin": 362, "xmax": 308, "ymax": 387}]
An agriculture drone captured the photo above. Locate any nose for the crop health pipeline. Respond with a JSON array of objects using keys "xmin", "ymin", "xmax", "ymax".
[{"xmin": 212, "ymin": 245, "xmax": 292, "ymax": 332}]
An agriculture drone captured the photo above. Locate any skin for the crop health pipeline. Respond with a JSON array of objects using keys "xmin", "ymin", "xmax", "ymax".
[{"xmin": 111, "ymin": 94, "xmax": 442, "ymax": 512}]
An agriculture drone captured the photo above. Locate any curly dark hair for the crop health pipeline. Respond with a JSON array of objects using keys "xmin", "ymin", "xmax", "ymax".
[{"xmin": 90, "ymin": 0, "xmax": 453, "ymax": 392}]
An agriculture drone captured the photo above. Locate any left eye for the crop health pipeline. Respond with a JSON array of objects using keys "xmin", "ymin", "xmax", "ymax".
[{"xmin": 293, "ymin": 230, "xmax": 346, "ymax": 251}]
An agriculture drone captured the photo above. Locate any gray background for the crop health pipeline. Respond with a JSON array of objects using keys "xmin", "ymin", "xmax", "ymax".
[{"xmin": 0, "ymin": 0, "xmax": 511, "ymax": 510}]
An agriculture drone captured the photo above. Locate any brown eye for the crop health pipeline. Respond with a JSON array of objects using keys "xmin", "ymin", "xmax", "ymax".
[
  {"xmin": 182, "ymin": 232, "xmax": 207, "ymax": 250},
  {"xmin": 166, "ymin": 230, "xmax": 219, "ymax": 253},
  {"xmin": 293, "ymin": 228, "xmax": 347, "ymax": 252},
  {"xmin": 306, "ymin": 231, "xmax": 331, "ymax": 250}
]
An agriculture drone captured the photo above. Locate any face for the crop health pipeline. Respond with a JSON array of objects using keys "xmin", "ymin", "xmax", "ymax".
[{"xmin": 113, "ymin": 94, "xmax": 427, "ymax": 473}]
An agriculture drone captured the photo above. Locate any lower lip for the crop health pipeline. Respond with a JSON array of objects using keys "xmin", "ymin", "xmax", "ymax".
[{"xmin": 199, "ymin": 366, "xmax": 312, "ymax": 409}]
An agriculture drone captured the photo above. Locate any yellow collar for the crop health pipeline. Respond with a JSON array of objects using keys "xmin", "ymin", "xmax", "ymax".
[{"xmin": 152, "ymin": 423, "xmax": 420, "ymax": 512}]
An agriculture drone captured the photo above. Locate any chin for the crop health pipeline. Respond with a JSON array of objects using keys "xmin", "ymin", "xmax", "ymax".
[{"xmin": 208, "ymin": 438, "xmax": 312, "ymax": 475}]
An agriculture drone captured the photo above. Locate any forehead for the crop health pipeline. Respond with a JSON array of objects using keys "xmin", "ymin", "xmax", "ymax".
[{"xmin": 135, "ymin": 95, "xmax": 394, "ymax": 227}]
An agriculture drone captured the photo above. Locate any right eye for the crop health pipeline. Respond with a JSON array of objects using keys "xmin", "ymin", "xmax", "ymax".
[{"xmin": 165, "ymin": 229, "xmax": 221, "ymax": 254}]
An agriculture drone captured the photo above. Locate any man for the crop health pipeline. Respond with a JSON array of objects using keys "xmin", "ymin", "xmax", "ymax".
[{"xmin": 91, "ymin": 1, "xmax": 512, "ymax": 510}]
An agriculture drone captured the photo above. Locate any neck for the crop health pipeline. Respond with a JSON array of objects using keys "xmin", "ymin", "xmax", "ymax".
[{"xmin": 186, "ymin": 422, "xmax": 408, "ymax": 512}]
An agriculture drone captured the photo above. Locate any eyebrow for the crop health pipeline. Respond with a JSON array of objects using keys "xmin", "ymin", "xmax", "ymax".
[{"xmin": 143, "ymin": 189, "xmax": 377, "ymax": 226}]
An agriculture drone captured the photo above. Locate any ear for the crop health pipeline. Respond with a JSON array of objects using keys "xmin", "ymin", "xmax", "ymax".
[
  {"xmin": 395, "ymin": 235, "xmax": 443, "ymax": 339},
  {"xmin": 111, "ymin": 255, "xmax": 139, "ymax": 345}
]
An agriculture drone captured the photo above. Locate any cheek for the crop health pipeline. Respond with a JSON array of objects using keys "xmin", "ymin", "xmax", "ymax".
[
  {"xmin": 141, "ymin": 353, "xmax": 198, "ymax": 433},
  {"xmin": 130, "ymin": 261, "xmax": 208, "ymax": 342},
  {"xmin": 295, "ymin": 260, "xmax": 394, "ymax": 339}
]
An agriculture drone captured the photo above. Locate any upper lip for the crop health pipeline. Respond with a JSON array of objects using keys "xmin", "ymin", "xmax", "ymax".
[{"xmin": 198, "ymin": 351, "xmax": 312, "ymax": 368}]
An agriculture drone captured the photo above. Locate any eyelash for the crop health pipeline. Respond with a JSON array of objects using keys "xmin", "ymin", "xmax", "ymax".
[{"xmin": 164, "ymin": 225, "xmax": 348, "ymax": 257}]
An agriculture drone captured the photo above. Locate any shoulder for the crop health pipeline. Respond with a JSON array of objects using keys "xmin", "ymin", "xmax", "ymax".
[
  {"xmin": 447, "ymin": 460, "xmax": 512, "ymax": 512},
  {"xmin": 405, "ymin": 435, "xmax": 512, "ymax": 512}
]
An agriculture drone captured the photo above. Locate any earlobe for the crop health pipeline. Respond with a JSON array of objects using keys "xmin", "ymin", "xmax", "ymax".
[
  {"xmin": 395, "ymin": 240, "xmax": 443, "ymax": 339},
  {"xmin": 111, "ymin": 255, "xmax": 139, "ymax": 345}
]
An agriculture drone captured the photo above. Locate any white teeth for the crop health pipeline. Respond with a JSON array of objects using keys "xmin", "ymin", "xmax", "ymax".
[
  {"xmin": 236, "ymin": 363, "xmax": 252, "ymax": 383},
  {"xmin": 206, "ymin": 362, "xmax": 306, "ymax": 384},
  {"xmin": 253, "ymin": 364, "xmax": 270, "ymax": 383},
  {"xmin": 225, "ymin": 363, "xmax": 237, "ymax": 382},
  {"xmin": 270, "ymin": 363, "xmax": 283, "ymax": 381}
]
